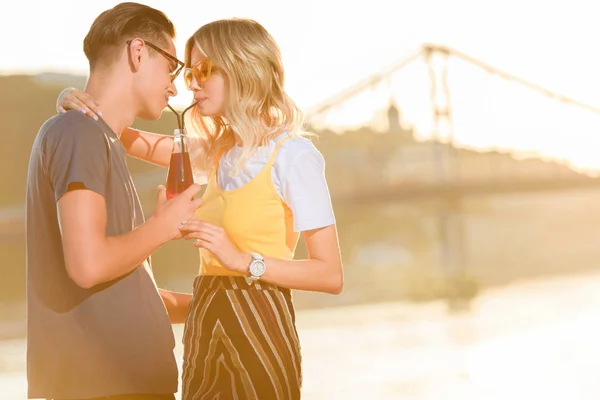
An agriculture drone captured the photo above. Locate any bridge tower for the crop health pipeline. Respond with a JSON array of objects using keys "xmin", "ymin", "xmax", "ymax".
[{"xmin": 423, "ymin": 45, "xmax": 468, "ymax": 307}]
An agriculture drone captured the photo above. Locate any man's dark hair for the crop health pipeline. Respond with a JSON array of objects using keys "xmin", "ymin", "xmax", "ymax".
[{"xmin": 83, "ymin": 2, "xmax": 176, "ymax": 70}]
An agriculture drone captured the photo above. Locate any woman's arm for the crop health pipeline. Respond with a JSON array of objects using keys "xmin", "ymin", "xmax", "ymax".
[
  {"xmin": 120, "ymin": 128, "xmax": 173, "ymax": 167},
  {"xmin": 247, "ymin": 144, "xmax": 342, "ymax": 293},
  {"xmin": 237, "ymin": 225, "xmax": 344, "ymax": 294},
  {"xmin": 57, "ymin": 88, "xmax": 174, "ymax": 166},
  {"xmin": 159, "ymin": 289, "xmax": 193, "ymax": 324},
  {"xmin": 181, "ymin": 221, "xmax": 344, "ymax": 295}
]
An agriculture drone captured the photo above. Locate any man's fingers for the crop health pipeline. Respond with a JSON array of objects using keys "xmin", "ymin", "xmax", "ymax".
[
  {"xmin": 178, "ymin": 220, "xmax": 202, "ymax": 231},
  {"xmin": 191, "ymin": 197, "xmax": 204, "ymax": 210},
  {"xmin": 186, "ymin": 215, "xmax": 201, "ymax": 223},
  {"xmin": 156, "ymin": 185, "xmax": 167, "ymax": 206},
  {"xmin": 183, "ymin": 183, "xmax": 202, "ymax": 198}
]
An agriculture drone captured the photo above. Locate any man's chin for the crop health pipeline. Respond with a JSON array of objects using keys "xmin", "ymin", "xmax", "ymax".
[{"xmin": 138, "ymin": 108, "xmax": 163, "ymax": 121}]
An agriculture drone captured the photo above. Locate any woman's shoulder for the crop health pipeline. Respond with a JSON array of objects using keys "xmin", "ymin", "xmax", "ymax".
[
  {"xmin": 272, "ymin": 132, "xmax": 326, "ymax": 179},
  {"xmin": 276, "ymin": 132, "xmax": 322, "ymax": 158}
]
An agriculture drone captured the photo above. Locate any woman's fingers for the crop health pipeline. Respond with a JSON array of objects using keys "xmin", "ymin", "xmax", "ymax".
[
  {"xmin": 61, "ymin": 92, "xmax": 102, "ymax": 121},
  {"xmin": 193, "ymin": 238, "xmax": 211, "ymax": 249},
  {"xmin": 180, "ymin": 220, "xmax": 220, "ymax": 233},
  {"xmin": 178, "ymin": 220, "xmax": 201, "ymax": 231},
  {"xmin": 184, "ymin": 231, "xmax": 214, "ymax": 241},
  {"xmin": 61, "ymin": 97, "xmax": 96, "ymax": 120},
  {"xmin": 73, "ymin": 92, "xmax": 102, "ymax": 115}
]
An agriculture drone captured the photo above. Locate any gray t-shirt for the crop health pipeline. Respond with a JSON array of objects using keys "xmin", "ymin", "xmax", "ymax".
[{"xmin": 25, "ymin": 111, "xmax": 178, "ymax": 399}]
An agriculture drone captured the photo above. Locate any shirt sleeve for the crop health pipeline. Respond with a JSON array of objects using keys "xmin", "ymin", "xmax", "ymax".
[
  {"xmin": 278, "ymin": 146, "xmax": 336, "ymax": 232},
  {"xmin": 45, "ymin": 121, "xmax": 109, "ymax": 202}
]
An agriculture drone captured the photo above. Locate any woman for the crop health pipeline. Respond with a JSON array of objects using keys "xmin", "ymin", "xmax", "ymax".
[{"xmin": 58, "ymin": 18, "xmax": 343, "ymax": 400}]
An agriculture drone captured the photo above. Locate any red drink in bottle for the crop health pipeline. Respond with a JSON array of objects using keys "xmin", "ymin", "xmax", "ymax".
[{"xmin": 166, "ymin": 129, "xmax": 194, "ymax": 199}]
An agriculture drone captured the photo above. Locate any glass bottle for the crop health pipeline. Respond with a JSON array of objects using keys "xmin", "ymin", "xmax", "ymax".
[{"xmin": 165, "ymin": 129, "xmax": 194, "ymax": 199}]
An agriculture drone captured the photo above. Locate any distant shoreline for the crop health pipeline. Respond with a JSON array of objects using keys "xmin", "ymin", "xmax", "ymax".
[{"xmin": 5, "ymin": 264, "xmax": 600, "ymax": 341}]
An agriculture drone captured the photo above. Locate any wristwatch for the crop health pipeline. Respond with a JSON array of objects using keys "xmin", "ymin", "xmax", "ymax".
[{"xmin": 245, "ymin": 252, "xmax": 266, "ymax": 285}]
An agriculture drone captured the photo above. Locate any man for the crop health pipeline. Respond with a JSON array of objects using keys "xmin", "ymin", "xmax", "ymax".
[{"xmin": 26, "ymin": 3, "xmax": 200, "ymax": 399}]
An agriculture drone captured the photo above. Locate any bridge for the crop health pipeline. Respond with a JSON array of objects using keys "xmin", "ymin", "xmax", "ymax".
[{"xmin": 307, "ymin": 43, "xmax": 600, "ymax": 200}]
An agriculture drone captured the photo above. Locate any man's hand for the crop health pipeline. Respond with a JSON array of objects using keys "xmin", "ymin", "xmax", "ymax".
[{"xmin": 151, "ymin": 184, "xmax": 203, "ymax": 242}]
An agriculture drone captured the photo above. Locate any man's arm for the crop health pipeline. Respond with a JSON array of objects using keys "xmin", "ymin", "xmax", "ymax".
[
  {"xmin": 159, "ymin": 289, "xmax": 193, "ymax": 324},
  {"xmin": 48, "ymin": 121, "xmax": 202, "ymax": 288},
  {"xmin": 58, "ymin": 185, "xmax": 202, "ymax": 289},
  {"xmin": 58, "ymin": 190, "xmax": 161, "ymax": 288}
]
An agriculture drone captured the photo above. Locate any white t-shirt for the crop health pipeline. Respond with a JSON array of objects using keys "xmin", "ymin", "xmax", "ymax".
[{"xmin": 190, "ymin": 132, "xmax": 335, "ymax": 232}]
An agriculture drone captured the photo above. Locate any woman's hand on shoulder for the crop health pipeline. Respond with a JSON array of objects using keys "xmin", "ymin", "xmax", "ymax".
[{"xmin": 57, "ymin": 87, "xmax": 102, "ymax": 121}]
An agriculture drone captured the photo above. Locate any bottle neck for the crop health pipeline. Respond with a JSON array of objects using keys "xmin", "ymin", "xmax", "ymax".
[{"xmin": 173, "ymin": 130, "xmax": 188, "ymax": 154}]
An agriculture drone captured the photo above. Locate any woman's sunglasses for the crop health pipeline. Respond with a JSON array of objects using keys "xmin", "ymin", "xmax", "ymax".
[{"xmin": 183, "ymin": 59, "xmax": 215, "ymax": 88}]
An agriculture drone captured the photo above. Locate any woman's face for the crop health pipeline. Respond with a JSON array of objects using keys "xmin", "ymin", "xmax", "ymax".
[{"xmin": 188, "ymin": 45, "xmax": 226, "ymax": 117}]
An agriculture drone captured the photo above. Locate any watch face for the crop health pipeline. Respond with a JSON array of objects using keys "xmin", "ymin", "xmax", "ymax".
[{"xmin": 249, "ymin": 260, "xmax": 266, "ymax": 277}]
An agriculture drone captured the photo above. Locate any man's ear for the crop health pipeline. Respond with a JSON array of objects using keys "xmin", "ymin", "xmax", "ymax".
[{"xmin": 127, "ymin": 38, "xmax": 145, "ymax": 73}]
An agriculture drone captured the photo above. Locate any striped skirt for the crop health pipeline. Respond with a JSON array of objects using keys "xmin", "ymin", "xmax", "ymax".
[{"xmin": 181, "ymin": 276, "xmax": 302, "ymax": 400}]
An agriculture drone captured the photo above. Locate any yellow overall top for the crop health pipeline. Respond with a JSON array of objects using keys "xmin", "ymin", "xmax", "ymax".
[{"xmin": 195, "ymin": 136, "xmax": 300, "ymax": 276}]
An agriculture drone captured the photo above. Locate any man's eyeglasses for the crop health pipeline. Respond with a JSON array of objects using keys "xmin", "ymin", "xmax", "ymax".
[
  {"xmin": 183, "ymin": 59, "xmax": 216, "ymax": 89},
  {"xmin": 126, "ymin": 39, "xmax": 184, "ymax": 81}
]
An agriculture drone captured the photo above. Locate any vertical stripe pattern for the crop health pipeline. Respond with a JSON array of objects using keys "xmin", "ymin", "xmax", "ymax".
[{"xmin": 182, "ymin": 276, "xmax": 302, "ymax": 400}]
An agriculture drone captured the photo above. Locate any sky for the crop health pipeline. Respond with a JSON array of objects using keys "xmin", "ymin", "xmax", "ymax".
[{"xmin": 3, "ymin": 0, "xmax": 600, "ymax": 170}]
